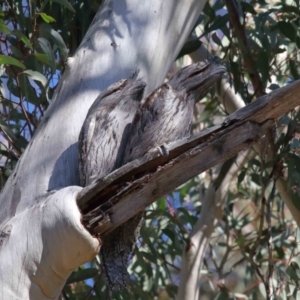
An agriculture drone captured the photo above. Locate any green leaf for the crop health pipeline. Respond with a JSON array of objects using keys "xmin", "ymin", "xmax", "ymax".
[
  {"xmin": 203, "ymin": 2, "xmax": 215, "ymax": 19},
  {"xmin": 156, "ymin": 198, "xmax": 167, "ymax": 210},
  {"xmin": 18, "ymin": 74, "xmax": 41, "ymax": 104},
  {"xmin": 0, "ymin": 19, "xmax": 10, "ymax": 34},
  {"xmin": 191, "ymin": 15, "xmax": 205, "ymax": 32},
  {"xmin": 0, "ymin": 24, "xmax": 10, "ymax": 34},
  {"xmin": 39, "ymin": 12, "xmax": 56, "ymax": 23},
  {"xmin": 214, "ymin": 157, "xmax": 235, "ymax": 190},
  {"xmin": 280, "ymin": 4, "xmax": 300, "ymax": 16},
  {"xmin": 211, "ymin": 32, "xmax": 222, "ymax": 46},
  {"xmin": 274, "ymin": 47, "xmax": 286, "ymax": 54},
  {"xmin": 218, "ymin": 242, "xmax": 228, "ymax": 247},
  {"xmin": 296, "ymin": 36, "xmax": 300, "ymax": 49},
  {"xmin": 0, "ymin": 55, "xmax": 26, "ymax": 69},
  {"xmin": 214, "ymin": 290, "xmax": 230, "ymax": 300},
  {"xmin": 10, "ymin": 30, "xmax": 33, "ymax": 50},
  {"xmin": 15, "ymin": 136, "xmax": 28, "ymax": 152},
  {"xmin": 291, "ymin": 191, "xmax": 300, "ymax": 211},
  {"xmin": 276, "ymin": 21, "xmax": 297, "ymax": 42},
  {"xmin": 66, "ymin": 268, "xmax": 98, "ymax": 284},
  {"xmin": 238, "ymin": 170, "xmax": 246, "ymax": 184},
  {"xmin": 176, "ymin": 39, "xmax": 202, "ymax": 60},
  {"xmin": 250, "ymin": 158, "xmax": 261, "ymax": 167},
  {"xmin": 287, "ymin": 262, "xmax": 300, "ymax": 280},
  {"xmin": 42, "ymin": 0, "xmax": 75, "ymax": 13},
  {"xmin": 23, "ymin": 70, "xmax": 48, "ymax": 87},
  {"xmin": 289, "ymin": 59, "xmax": 300, "ymax": 80},
  {"xmin": 4, "ymin": 168, "xmax": 12, "ymax": 178},
  {"xmin": 288, "ymin": 154, "xmax": 300, "ymax": 177},
  {"xmin": 0, "ymin": 119, "xmax": 17, "ymax": 141},
  {"xmin": 293, "ymin": 289, "xmax": 300, "ymax": 299},
  {"xmin": 37, "ymin": 38, "xmax": 56, "ymax": 72},
  {"xmin": 230, "ymin": 60, "xmax": 241, "ymax": 93},
  {"xmin": 10, "ymin": 45, "xmax": 24, "ymax": 59},
  {"xmin": 162, "ymin": 228, "xmax": 176, "ymax": 242},
  {"xmin": 291, "ymin": 138, "xmax": 300, "ymax": 150},
  {"xmin": 251, "ymin": 173, "xmax": 261, "ymax": 186},
  {"xmin": 94, "ymin": 278, "xmax": 106, "ymax": 297},
  {"xmin": 7, "ymin": 78, "xmax": 19, "ymax": 97},
  {"xmin": 241, "ymin": 2, "xmax": 257, "ymax": 15},
  {"xmin": 256, "ymin": 49, "xmax": 269, "ymax": 86},
  {"xmin": 39, "ymin": 24, "xmax": 68, "ymax": 60},
  {"xmin": 203, "ymin": 14, "xmax": 229, "ymax": 36},
  {"xmin": 32, "ymin": 53, "xmax": 52, "ymax": 66},
  {"xmin": 140, "ymin": 251, "xmax": 157, "ymax": 264},
  {"xmin": 268, "ymin": 83, "xmax": 279, "ymax": 90},
  {"xmin": 165, "ymin": 285, "xmax": 178, "ymax": 298},
  {"xmin": 37, "ymin": 38, "xmax": 54, "ymax": 60}
]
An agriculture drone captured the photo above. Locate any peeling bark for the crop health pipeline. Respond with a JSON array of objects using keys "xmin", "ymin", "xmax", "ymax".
[{"xmin": 78, "ymin": 79, "xmax": 300, "ymax": 237}]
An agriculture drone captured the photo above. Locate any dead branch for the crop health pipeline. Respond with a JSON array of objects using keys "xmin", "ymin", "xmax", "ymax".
[{"xmin": 77, "ymin": 79, "xmax": 300, "ymax": 236}]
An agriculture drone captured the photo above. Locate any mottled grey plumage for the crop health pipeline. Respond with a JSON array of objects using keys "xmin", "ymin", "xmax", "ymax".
[
  {"xmin": 100, "ymin": 212, "xmax": 143, "ymax": 293},
  {"xmin": 78, "ymin": 78, "xmax": 146, "ymax": 295},
  {"xmin": 78, "ymin": 78, "xmax": 146, "ymax": 186},
  {"xmin": 123, "ymin": 59, "xmax": 227, "ymax": 161},
  {"xmin": 101, "ymin": 59, "xmax": 227, "ymax": 293}
]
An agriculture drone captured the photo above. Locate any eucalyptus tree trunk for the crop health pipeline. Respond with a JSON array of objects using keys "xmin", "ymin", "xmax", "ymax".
[{"xmin": 0, "ymin": 0, "xmax": 207, "ymax": 299}]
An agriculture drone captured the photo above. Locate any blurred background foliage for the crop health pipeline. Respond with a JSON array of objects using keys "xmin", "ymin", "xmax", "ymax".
[{"xmin": 1, "ymin": 0, "xmax": 300, "ymax": 299}]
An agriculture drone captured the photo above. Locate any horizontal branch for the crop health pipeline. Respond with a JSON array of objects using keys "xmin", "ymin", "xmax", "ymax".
[{"xmin": 77, "ymin": 79, "xmax": 300, "ymax": 236}]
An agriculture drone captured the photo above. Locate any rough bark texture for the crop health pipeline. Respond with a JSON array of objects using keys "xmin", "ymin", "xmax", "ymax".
[
  {"xmin": 78, "ymin": 79, "xmax": 300, "ymax": 234},
  {"xmin": 79, "ymin": 121, "xmax": 269, "ymax": 233}
]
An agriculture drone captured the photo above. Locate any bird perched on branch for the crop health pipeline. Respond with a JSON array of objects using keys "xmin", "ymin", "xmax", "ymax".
[
  {"xmin": 78, "ymin": 78, "xmax": 146, "ymax": 186},
  {"xmin": 100, "ymin": 59, "xmax": 227, "ymax": 293},
  {"xmin": 78, "ymin": 77, "xmax": 146, "ymax": 296},
  {"xmin": 123, "ymin": 59, "xmax": 227, "ymax": 161}
]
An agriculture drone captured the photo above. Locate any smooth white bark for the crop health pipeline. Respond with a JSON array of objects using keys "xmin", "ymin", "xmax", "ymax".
[
  {"xmin": 0, "ymin": 0, "xmax": 207, "ymax": 298},
  {"xmin": 0, "ymin": 187, "xmax": 99, "ymax": 300}
]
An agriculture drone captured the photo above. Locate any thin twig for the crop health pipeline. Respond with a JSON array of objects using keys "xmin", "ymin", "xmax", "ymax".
[
  {"xmin": 15, "ymin": 75, "xmax": 35, "ymax": 136},
  {"xmin": 265, "ymin": 196, "xmax": 273, "ymax": 299},
  {"xmin": 0, "ymin": 141, "xmax": 19, "ymax": 159},
  {"xmin": 0, "ymin": 128, "xmax": 21, "ymax": 157},
  {"xmin": 225, "ymin": 0, "xmax": 265, "ymax": 97},
  {"xmin": 250, "ymin": 197, "xmax": 265, "ymax": 257}
]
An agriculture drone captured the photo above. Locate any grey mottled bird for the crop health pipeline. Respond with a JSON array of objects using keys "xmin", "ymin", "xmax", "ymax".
[
  {"xmin": 78, "ymin": 77, "xmax": 146, "ymax": 296},
  {"xmin": 100, "ymin": 59, "xmax": 227, "ymax": 293},
  {"xmin": 78, "ymin": 78, "xmax": 146, "ymax": 186}
]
